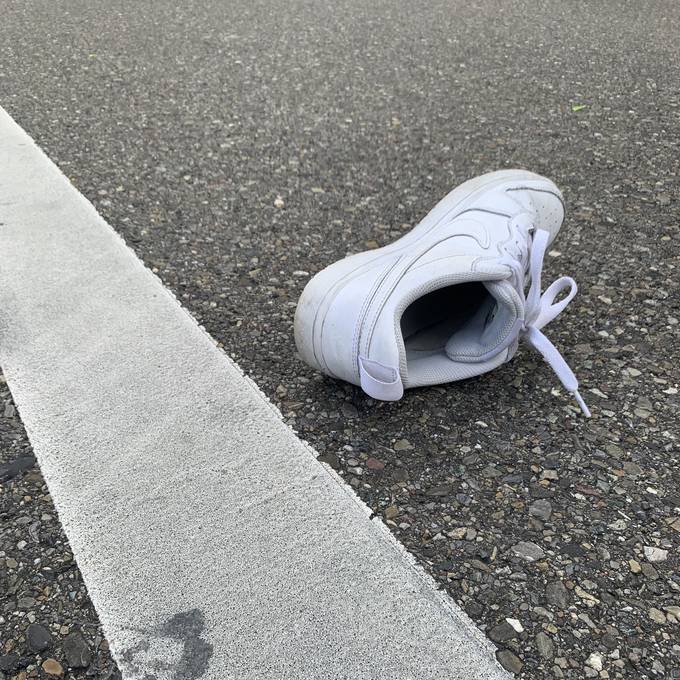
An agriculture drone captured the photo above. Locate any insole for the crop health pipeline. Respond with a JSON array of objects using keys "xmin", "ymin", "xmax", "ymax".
[{"xmin": 400, "ymin": 282, "xmax": 492, "ymax": 355}]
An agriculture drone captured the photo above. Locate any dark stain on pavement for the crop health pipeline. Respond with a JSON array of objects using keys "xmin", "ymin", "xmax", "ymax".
[
  {"xmin": 160, "ymin": 609, "xmax": 213, "ymax": 680},
  {"xmin": 119, "ymin": 609, "xmax": 213, "ymax": 680}
]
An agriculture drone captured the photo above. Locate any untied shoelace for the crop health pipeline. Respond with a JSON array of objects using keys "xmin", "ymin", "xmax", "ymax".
[{"xmin": 520, "ymin": 228, "xmax": 590, "ymax": 417}]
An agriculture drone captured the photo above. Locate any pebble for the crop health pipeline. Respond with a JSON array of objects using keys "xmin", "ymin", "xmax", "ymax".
[
  {"xmin": 529, "ymin": 499, "xmax": 552, "ymax": 521},
  {"xmin": 366, "ymin": 457, "xmax": 385, "ymax": 471},
  {"xmin": 575, "ymin": 585, "xmax": 599, "ymax": 604},
  {"xmin": 643, "ymin": 546, "xmax": 668, "ymax": 562},
  {"xmin": 640, "ymin": 562, "xmax": 659, "ymax": 580},
  {"xmin": 17, "ymin": 596, "xmax": 36, "ymax": 610},
  {"xmin": 586, "ymin": 652, "xmax": 604, "ymax": 671},
  {"xmin": 317, "ymin": 453, "xmax": 339, "ymax": 470},
  {"xmin": 649, "ymin": 608, "xmax": 666, "ymax": 624},
  {"xmin": 535, "ymin": 631, "xmax": 555, "ymax": 659},
  {"xmin": 546, "ymin": 581, "xmax": 569, "ymax": 608},
  {"xmin": 63, "ymin": 632, "xmax": 92, "ymax": 668},
  {"xmin": 26, "ymin": 623, "xmax": 52, "ymax": 652},
  {"xmin": 448, "ymin": 527, "xmax": 467, "ymax": 540},
  {"xmin": 506, "ymin": 618, "xmax": 524, "ymax": 633},
  {"xmin": 496, "ymin": 649, "xmax": 523, "ymax": 674},
  {"xmin": 393, "ymin": 439, "xmax": 414, "ymax": 451},
  {"xmin": 622, "ymin": 461, "xmax": 642, "ymax": 476},
  {"xmin": 489, "ymin": 621, "xmax": 518, "ymax": 643},
  {"xmin": 41, "ymin": 658, "xmax": 64, "ymax": 677},
  {"xmin": 384, "ymin": 506, "xmax": 399, "ymax": 520},
  {"xmin": 634, "ymin": 396, "xmax": 654, "ymax": 418},
  {"xmin": 511, "ymin": 541, "xmax": 545, "ymax": 562},
  {"xmin": 426, "ymin": 484, "xmax": 453, "ymax": 497}
]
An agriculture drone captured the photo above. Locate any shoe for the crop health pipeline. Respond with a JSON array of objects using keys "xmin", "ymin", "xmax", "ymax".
[{"xmin": 294, "ymin": 169, "xmax": 589, "ymax": 416}]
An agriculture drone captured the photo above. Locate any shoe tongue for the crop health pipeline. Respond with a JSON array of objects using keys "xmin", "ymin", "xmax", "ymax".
[{"xmin": 444, "ymin": 281, "xmax": 520, "ymax": 363}]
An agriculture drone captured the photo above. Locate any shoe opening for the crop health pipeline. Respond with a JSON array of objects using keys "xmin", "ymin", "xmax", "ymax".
[{"xmin": 399, "ymin": 280, "xmax": 520, "ymax": 384}]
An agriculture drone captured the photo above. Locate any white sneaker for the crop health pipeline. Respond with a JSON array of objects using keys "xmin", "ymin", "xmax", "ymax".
[{"xmin": 294, "ymin": 169, "xmax": 590, "ymax": 416}]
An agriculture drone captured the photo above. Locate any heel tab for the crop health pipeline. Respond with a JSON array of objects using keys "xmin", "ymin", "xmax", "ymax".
[{"xmin": 358, "ymin": 356, "xmax": 404, "ymax": 401}]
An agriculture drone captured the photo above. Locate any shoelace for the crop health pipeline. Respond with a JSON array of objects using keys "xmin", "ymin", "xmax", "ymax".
[{"xmin": 521, "ymin": 228, "xmax": 590, "ymax": 417}]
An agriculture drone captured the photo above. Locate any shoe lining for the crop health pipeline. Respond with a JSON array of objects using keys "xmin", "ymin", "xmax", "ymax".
[
  {"xmin": 400, "ymin": 282, "xmax": 491, "ymax": 358},
  {"xmin": 399, "ymin": 281, "xmax": 518, "ymax": 387}
]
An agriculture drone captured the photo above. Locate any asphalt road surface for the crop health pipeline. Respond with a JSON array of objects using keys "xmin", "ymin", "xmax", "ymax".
[{"xmin": 1, "ymin": 1, "xmax": 679, "ymax": 679}]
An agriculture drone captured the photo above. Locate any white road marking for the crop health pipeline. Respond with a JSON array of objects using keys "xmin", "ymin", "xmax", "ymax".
[{"xmin": 0, "ymin": 106, "xmax": 509, "ymax": 680}]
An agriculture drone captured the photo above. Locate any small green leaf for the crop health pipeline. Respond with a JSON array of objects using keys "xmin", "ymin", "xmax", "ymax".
[{"xmin": 571, "ymin": 104, "xmax": 587, "ymax": 112}]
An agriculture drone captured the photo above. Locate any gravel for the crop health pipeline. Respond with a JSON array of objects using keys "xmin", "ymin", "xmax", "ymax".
[
  {"xmin": 1, "ymin": 0, "xmax": 679, "ymax": 678},
  {"xmin": 0, "ymin": 376, "xmax": 121, "ymax": 679}
]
